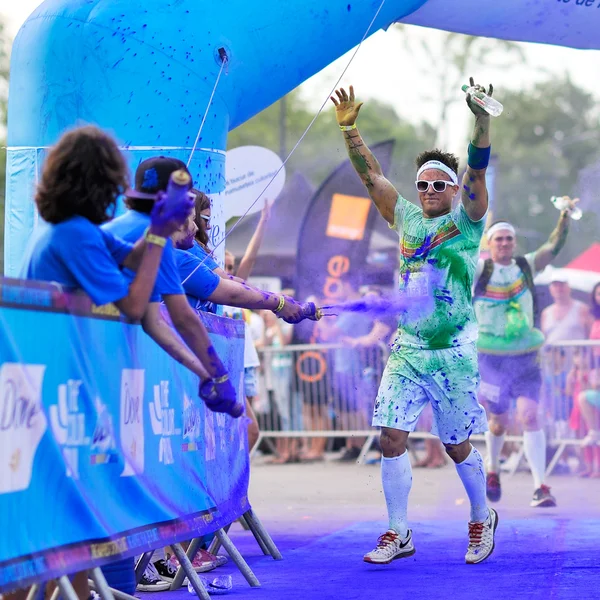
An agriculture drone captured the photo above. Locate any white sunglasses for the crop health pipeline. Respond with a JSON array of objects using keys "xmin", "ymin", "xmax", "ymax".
[
  {"xmin": 415, "ymin": 180, "xmax": 457, "ymax": 193},
  {"xmin": 198, "ymin": 214, "xmax": 210, "ymax": 222}
]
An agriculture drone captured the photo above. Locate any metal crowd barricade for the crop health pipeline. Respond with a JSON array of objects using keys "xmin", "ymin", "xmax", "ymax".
[
  {"xmin": 254, "ymin": 342, "xmax": 388, "ymax": 462},
  {"xmin": 539, "ymin": 340, "xmax": 600, "ymax": 475},
  {"xmin": 254, "ymin": 340, "xmax": 600, "ymax": 475}
]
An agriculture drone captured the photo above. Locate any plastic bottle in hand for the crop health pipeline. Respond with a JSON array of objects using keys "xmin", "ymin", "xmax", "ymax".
[
  {"xmin": 165, "ymin": 169, "xmax": 192, "ymax": 209},
  {"xmin": 461, "ymin": 85, "xmax": 504, "ymax": 117},
  {"xmin": 550, "ymin": 196, "xmax": 582, "ymax": 220}
]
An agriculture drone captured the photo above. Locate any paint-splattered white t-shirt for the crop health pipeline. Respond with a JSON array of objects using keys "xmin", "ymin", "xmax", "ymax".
[{"xmin": 391, "ymin": 195, "xmax": 485, "ymax": 350}]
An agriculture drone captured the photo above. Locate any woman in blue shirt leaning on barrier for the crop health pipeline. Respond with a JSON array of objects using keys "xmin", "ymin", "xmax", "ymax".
[
  {"xmin": 21, "ymin": 125, "xmax": 192, "ymax": 316},
  {"xmin": 15, "ymin": 125, "xmax": 192, "ymax": 600}
]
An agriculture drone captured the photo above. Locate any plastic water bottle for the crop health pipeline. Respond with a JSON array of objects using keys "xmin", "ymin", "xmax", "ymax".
[
  {"xmin": 461, "ymin": 85, "xmax": 504, "ymax": 117},
  {"xmin": 550, "ymin": 196, "xmax": 582, "ymax": 220},
  {"xmin": 165, "ymin": 169, "xmax": 192, "ymax": 209}
]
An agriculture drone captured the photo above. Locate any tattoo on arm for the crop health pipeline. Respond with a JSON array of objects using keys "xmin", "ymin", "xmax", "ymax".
[
  {"xmin": 471, "ymin": 115, "xmax": 491, "ymax": 148},
  {"xmin": 344, "ymin": 131, "xmax": 382, "ymax": 189}
]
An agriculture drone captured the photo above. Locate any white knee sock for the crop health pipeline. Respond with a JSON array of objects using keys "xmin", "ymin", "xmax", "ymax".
[
  {"xmin": 455, "ymin": 445, "xmax": 490, "ymax": 523},
  {"xmin": 523, "ymin": 429, "xmax": 546, "ymax": 489},
  {"xmin": 485, "ymin": 431, "xmax": 505, "ymax": 473},
  {"xmin": 381, "ymin": 451, "xmax": 412, "ymax": 537}
]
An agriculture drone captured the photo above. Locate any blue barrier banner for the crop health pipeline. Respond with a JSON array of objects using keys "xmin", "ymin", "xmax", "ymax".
[{"xmin": 0, "ymin": 279, "xmax": 249, "ymax": 591}]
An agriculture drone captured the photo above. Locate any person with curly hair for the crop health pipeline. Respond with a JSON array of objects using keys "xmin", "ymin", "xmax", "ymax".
[
  {"xmin": 18, "ymin": 124, "xmax": 192, "ymax": 600},
  {"xmin": 21, "ymin": 125, "xmax": 190, "ymax": 320}
]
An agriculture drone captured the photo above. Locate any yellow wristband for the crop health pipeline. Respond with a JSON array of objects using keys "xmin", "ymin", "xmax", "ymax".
[
  {"xmin": 339, "ymin": 124, "xmax": 357, "ymax": 132},
  {"xmin": 213, "ymin": 373, "xmax": 229, "ymax": 384},
  {"xmin": 273, "ymin": 295, "xmax": 285, "ymax": 313},
  {"xmin": 145, "ymin": 229, "xmax": 167, "ymax": 248}
]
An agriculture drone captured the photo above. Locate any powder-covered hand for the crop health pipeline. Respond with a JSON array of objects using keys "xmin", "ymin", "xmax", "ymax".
[
  {"xmin": 199, "ymin": 377, "xmax": 244, "ymax": 418},
  {"xmin": 330, "ymin": 85, "xmax": 363, "ymax": 127},
  {"xmin": 278, "ymin": 297, "xmax": 306, "ymax": 324},
  {"xmin": 149, "ymin": 192, "xmax": 194, "ymax": 238}
]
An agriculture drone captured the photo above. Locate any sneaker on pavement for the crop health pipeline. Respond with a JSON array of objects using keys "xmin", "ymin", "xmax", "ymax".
[
  {"xmin": 465, "ymin": 508, "xmax": 498, "ymax": 565},
  {"xmin": 169, "ymin": 551, "xmax": 218, "ymax": 573},
  {"xmin": 199, "ymin": 549, "xmax": 228, "ymax": 568},
  {"xmin": 486, "ymin": 472, "xmax": 501, "ymax": 502},
  {"xmin": 531, "ymin": 484, "xmax": 557, "ymax": 508},
  {"xmin": 363, "ymin": 529, "xmax": 415, "ymax": 564},
  {"xmin": 154, "ymin": 558, "xmax": 178, "ymax": 583},
  {"xmin": 137, "ymin": 563, "xmax": 171, "ymax": 592}
]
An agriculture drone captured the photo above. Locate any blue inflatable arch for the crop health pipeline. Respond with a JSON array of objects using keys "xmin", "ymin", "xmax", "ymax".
[{"xmin": 6, "ymin": 0, "xmax": 600, "ymax": 274}]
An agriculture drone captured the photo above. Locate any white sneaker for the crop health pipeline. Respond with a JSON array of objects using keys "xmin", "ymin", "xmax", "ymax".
[
  {"xmin": 363, "ymin": 529, "xmax": 415, "ymax": 564},
  {"xmin": 465, "ymin": 508, "xmax": 498, "ymax": 564},
  {"xmin": 137, "ymin": 562, "xmax": 171, "ymax": 592}
]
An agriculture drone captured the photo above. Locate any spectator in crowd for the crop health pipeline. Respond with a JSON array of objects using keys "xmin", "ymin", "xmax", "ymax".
[
  {"xmin": 319, "ymin": 278, "xmax": 377, "ymax": 462},
  {"xmin": 541, "ymin": 274, "xmax": 591, "ymax": 343},
  {"xmin": 221, "ymin": 249, "xmax": 265, "ymax": 451},
  {"xmin": 262, "ymin": 307, "xmax": 299, "ymax": 463},
  {"xmin": 566, "ymin": 348, "xmax": 600, "ymax": 476},
  {"xmin": 299, "ymin": 296, "xmax": 332, "ymax": 463},
  {"xmin": 19, "ymin": 126, "xmax": 192, "ymax": 598},
  {"xmin": 186, "ymin": 190, "xmax": 220, "ymax": 275},
  {"xmin": 575, "ymin": 282, "xmax": 600, "ymax": 449},
  {"xmin": 187, "ymin": 191, "xmax": 271, "ymax": 284}
]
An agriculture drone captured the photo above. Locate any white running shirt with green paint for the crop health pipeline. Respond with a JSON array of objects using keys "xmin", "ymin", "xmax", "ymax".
[
  {"xmin": 473, "ymin": 253, "xmax": 537, "ymax": 338},
  {"xmin": 391, "ymin": 195, "xmax": 486, "ymax": 350}
]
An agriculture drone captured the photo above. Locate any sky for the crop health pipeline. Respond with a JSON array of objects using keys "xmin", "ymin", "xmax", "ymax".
[{"xmin": 4, "ymin": 2, "xmax": 600, "ymax": 156}]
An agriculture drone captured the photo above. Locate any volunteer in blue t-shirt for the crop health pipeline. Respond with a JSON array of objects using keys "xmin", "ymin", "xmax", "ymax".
[
  {"xmin": 103, "ymin": 156, "xmax": 244, "ymax": 417},
  {"xmin": 18, "ymin": 124, "xmax": 193, "ymax": 600},
  {"xmin": 20, "ymin": 125, "xmax": 189, "ymax": 319},
  {"xmin": 102, "ymin": 156, "xmax": 241, "ymax": 417}
]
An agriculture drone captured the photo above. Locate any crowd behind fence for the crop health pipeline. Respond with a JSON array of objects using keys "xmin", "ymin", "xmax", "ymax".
[{"xmin": 253, "ymin": 341, "xmax": 600, "ymax": 470}]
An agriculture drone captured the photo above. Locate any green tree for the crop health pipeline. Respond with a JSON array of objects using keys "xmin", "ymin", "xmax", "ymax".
[
  {"xmin": 394, "ymin": 27, "xmax": 526, "ymax": 147},
  {"xmin": 490, "ymin": 76, "xmax": 600, "ymax": 264}
]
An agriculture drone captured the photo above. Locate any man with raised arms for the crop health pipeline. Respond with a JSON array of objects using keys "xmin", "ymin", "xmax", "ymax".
[
  {"xmin": 474, "ymin": 198, "xmax": 578, "ymax": 508},
  {"xmin": 331, "ymin": 79, "xmax": 498, "ymax": 564}
]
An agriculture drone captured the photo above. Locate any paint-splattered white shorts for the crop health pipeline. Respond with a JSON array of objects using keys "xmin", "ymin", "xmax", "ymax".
[{"xmin": 372, "ymin": 342, "xmax": 488, "ymax": 445}]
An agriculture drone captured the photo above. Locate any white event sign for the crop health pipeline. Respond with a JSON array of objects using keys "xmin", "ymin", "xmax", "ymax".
[{"xmin": 217, "ymin": 146, "xmax": 286, "ymax": 221}]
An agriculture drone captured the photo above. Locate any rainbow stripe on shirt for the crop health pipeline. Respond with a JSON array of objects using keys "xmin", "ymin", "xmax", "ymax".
[
  {"xmin": 479, "ymin": 274, "xmax": 527, "ymax": 303},
  {"xmin": 400, "ymin": 222, "xmax": 461, "ymax": 259}
]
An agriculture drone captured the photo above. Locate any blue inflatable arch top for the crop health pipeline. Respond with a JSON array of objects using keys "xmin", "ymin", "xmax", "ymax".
[{"xmin": 6, "ymin": 0, "xmax": 600, "ymax": 274}]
